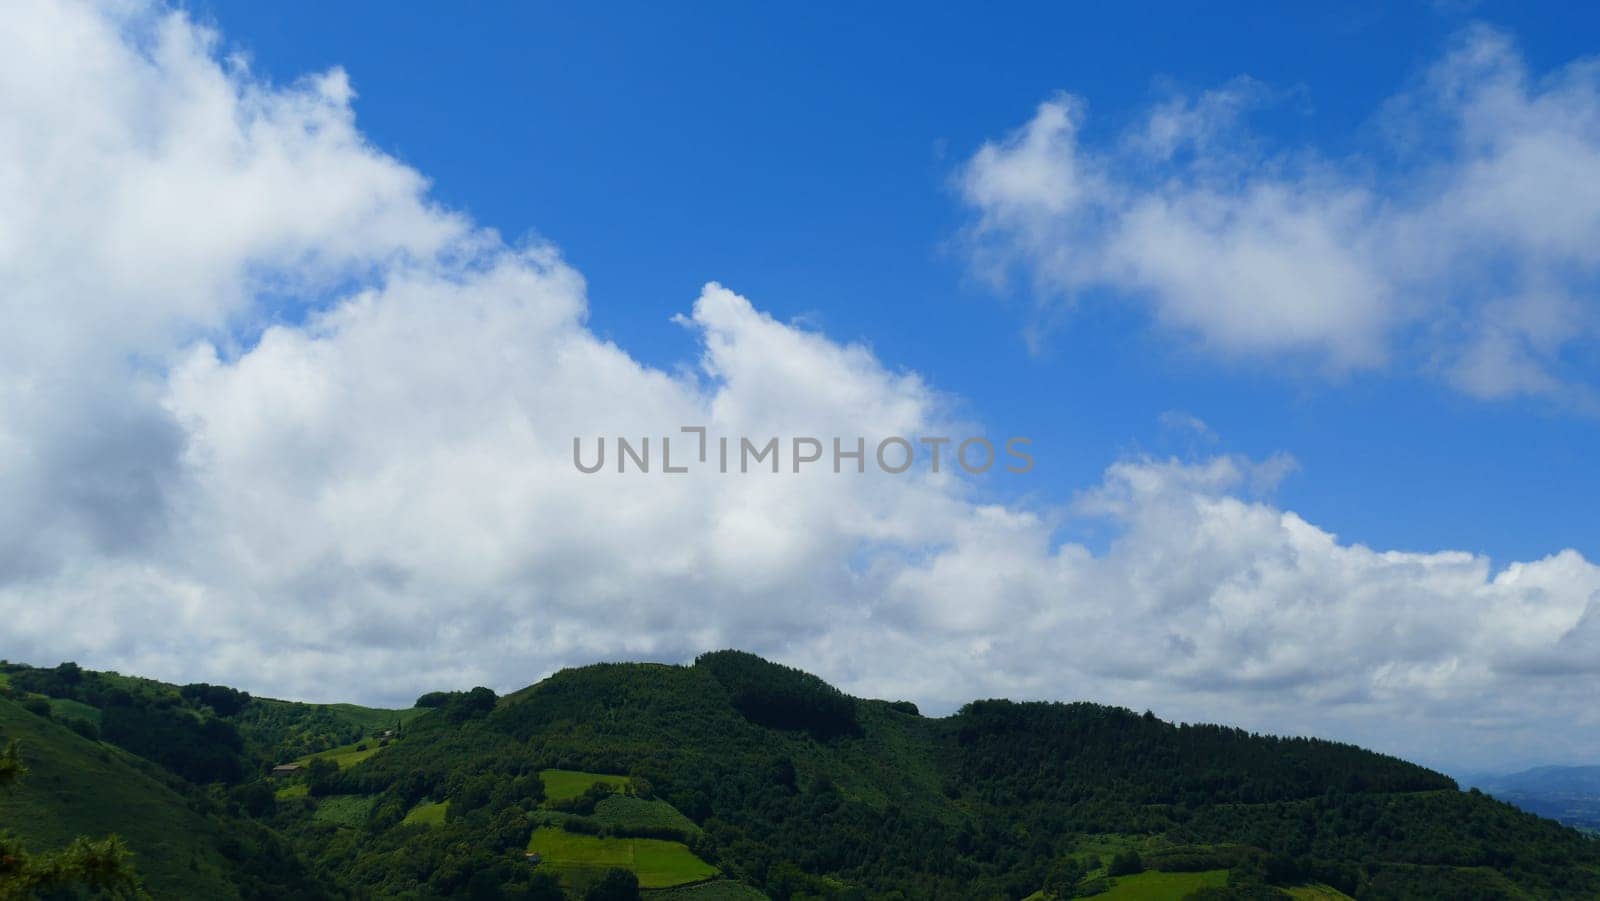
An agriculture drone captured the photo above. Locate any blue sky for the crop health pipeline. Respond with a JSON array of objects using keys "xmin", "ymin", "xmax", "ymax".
[
  {"xmin": 5, "ymin": 0, "xmax": 1600, "ymax": 771},
  {"xmin": 196, "ymin": 0, "xmax": 1599, "ymax": 566}
]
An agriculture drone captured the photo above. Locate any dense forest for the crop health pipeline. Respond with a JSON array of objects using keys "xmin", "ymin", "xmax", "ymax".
[{"xmin": 1, "ymin": 651, "xmax": 1597, "ymax": 900}]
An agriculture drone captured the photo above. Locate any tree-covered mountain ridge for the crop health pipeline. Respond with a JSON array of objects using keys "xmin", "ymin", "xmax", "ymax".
[{"xmin": 1, "ymin": 650, "xmax": 1597, "ymax": 900}]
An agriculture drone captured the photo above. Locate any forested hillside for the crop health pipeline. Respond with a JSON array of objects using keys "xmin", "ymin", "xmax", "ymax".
[{"xmin": 1, "ymin": 652, "xmax": 1597, "ymax": 900}]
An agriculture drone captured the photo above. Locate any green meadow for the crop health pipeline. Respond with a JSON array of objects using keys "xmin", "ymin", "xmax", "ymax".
[
  {"xmin": 295, "ymin": 738, "xmax": 386, "ymax": 769},
  {"xmin": 311, "ymin": 794, "xmax": 375, "ymax": 828},
  {"xmin": 591, "ymin": 793, "xmax": 700, "ymax": 835},
  {"xmin": 1094, "ymin": 869, "xmax": 1228, "ymax": 899},
  {"xmin": 0, "ymin": 697, "xmax": 244, "ymax": 898},
  {"xmin": 402, "ymin": 798, "xmax": 449, "ymax": 826},
  {"xmin": 538, "ymin": 767, "xmax": 631, "ymax": 804},
  {"xmin": 525, "ymin": 826, "xmax": 716, "ymax": 889}
]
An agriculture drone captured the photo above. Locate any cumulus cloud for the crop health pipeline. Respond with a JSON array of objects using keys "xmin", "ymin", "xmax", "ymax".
[
  {"xmin": 0, "ymin": 1, "xmax": 1596, "ymax": 771},
  {"xmin": 960, "ymin": 27, "xmax": 1600, "ymax": 407}
]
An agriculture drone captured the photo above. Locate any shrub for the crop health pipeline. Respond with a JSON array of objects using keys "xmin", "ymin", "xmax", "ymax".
[{"xmin": 1107, "ymin": 850, "xmax": 1142, "ymax": 876}]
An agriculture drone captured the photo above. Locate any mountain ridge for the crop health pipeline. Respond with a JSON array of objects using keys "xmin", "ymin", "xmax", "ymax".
[{"xmin": 2, "ymin": 651, "xmax": 1598, "ymax": 899}]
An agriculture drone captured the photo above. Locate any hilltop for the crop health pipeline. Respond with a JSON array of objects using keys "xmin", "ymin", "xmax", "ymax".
[{"xmin": 2, "ymin": 651, "xmax": 1598, "ymax": 899}]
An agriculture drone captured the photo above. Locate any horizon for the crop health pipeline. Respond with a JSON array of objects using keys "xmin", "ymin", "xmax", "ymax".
[{"xmin": 3, "ymin": 0, "xmax": 1600, "ymax": 779}]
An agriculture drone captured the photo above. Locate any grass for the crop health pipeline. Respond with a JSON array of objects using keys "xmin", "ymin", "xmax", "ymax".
[
  {"xmin": 1096, "ymin": 870, "xmax": 1228, "ymax": 899},
  {"xmin": 316, "ymin": 702, "xmax": 427, "ymax": 733},
  {"xmin": 311, "ymin": 794, "xmax": 375, "ymax": 828},
  {"xmin": 0, "ymin": 697, "xmax": 241, "ymax": 899},
  {"xmin": 526, "ymin": 826, "xmax": 716, "ymax": 889},
  {"xmin": 402, "ymin": 798, "xmax": 449, "ymax": 826},
  {"xmin": 1285, "ymin": 885, "xmax": 1356, "ymax": 900},
  {"xmin": 539, "ymin": 767, "xmax": 632, "ymax": 804},
  {"xmin": 592, "ymin": 794, "xmax": 700, "ymax": 835},
  {"xmin": 46, "ymin": 696, "xmax": 103, "ymax": 726},
  {"xmin": 275, "ymin": 782, "xmax": 309, "ymax": 800},
  {"xmin": 294, "ymin": 738, "xmax": 386, "ymax": 769},
  {"xmin": 644, "ymin": 880, "xmax": 768, "ymax": 899}
]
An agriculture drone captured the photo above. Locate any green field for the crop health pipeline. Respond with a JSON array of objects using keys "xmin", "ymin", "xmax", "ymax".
[
  {"xmin": 311, "ymin": 794, "xmax": 375, "ymax": 828},
  {"xmin": 402, "ymin": 798, "xmax": 449, "ymax": 826},
  {"xmin": 46, "ymin": 696, "xmax": 103, "ymax": 726},
  {"xmin": 294, "ymin": 738, "xmax": 386, "ymax": 769},
  {"xmin": 1285, "ymin": 884, "xmax": 1355, "ymax": 900},
  {"xmin": 539, "ymin": 767, "xmax": 632, "ymax": 803},
  {"xmin": 644, "ymin": 880, "xmax": 769, "ymax": 900},
  {"xmin": 592, "ymin": 793, "xmax": 700, "ymax": 835},
  {"xmin": 315, "ymin": 702, "xmax": 427, "ymax": 733},
  {"xmin": 1096, "ymin": 869, "xmax": 1228, "ymax": 899},
  {"xmin": 526, "ymin": 826, "xmax": 716, "ymax": 888},
  {"xmin": 275, "ymin": 781, "xmax": 309, "ymax": 800}
]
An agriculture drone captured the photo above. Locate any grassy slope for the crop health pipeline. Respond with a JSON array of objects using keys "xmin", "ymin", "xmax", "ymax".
[
  {"xmin": 540, "ymin": 767, "xmax": 632, "ymax": 803},
  {"xmin": 0, "ymin": 697, "xmax": 240, "ymax": 900},
  {"xmin": 401, "ymin": 798, "xmax": 449, "ymax": 826},
  {"xmin": 501, "ymin": 664, "xmax": 961, "ymax": 825},
  {"xmin": 1284, "ymin": 884, "xmax": 1356, "ymax": 899},
  {"xmin": 12, "ymin": 654, "xmax": 1598, "ymax": 898},
  {"xmin": 240, "ymin": 696, "xmax": 425, "ymax": 762},
  {"xmin": 1096, "ymin": 869, "xmax": 1227, "ymax": 899},
  {"xmin": 294, "ymin": 737, "xmax": 387, "ymax": 768},
  {"xmin": 526, "ymin": 826, "xmax": 717, "ymax": 888},
  {"xmin": 493, "ymin": 660, "xmax": 1600, "ymax": 898},
  {"xmin": 593, "ymin": 793, "xmax": 701, "ymax": 834},
  {"xmin": 645, "ymin": 880, "xmax": 770, "ymax": 899},
  {"xmin": 311, "ymin": 793, "xmax": 376, "ymax": 828},
  {"xmin": 314, "ymin": 701, "xmax": 427, "ymax": 733}
]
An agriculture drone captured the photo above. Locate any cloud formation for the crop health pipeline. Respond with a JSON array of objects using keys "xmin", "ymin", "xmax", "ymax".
[
  {"xmin": 961, "ymin": 27, "xmax": 1600, "ymax": 407},
  {"xmin": 0, "ymin": 2, "xmax": 1596, "ymax": 770}
]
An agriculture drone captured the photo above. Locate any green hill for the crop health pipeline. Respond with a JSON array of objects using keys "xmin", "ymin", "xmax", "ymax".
[
  {"xmin": 5, "ymin": 651, "xmax": 1600, "ymax": 900},
  {"xmin": 0, "ymin": 697, "xmax": 325, "ymax": 899}
]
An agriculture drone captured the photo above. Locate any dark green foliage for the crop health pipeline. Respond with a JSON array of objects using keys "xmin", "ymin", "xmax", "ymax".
[
  {"xmin": 230, "ymin": 781, "xmax": 277, "ymax": 818},
  {"xmin": 584, "ymin": 867, "xmax": 641, "ymax": 901},
  {"xmin": 9, "ymin": 653, "xmax": 1600, "ymax": 900},
  {"xmin": 228, "ymin": 697, "xmax": 418, "ymax": 763},
  {"xmin": 1184, "ymin": 886, "xmax": 1293, "ymax": 900},
  {"xmin": 437, "ymin": 686, "xmax": 499, "ymax": 722},
  {"xmin": 4, "ymin": 661, "xmax": 249, "ymax": 784},
  {"xmin": 948, "ymin": 699, "xmax": 1453, "ymax": 814},
  {"xmin": 303, "ymin": 756, "xmax": 340, "ymax": 796},
  {"xmin": 180, "ymin": 683, "xmax": 252, "ymax": 716},
  {"xmin": 61, "ymin": 714, "xmax": 100, "ymax": 741},
  {"xmin": 695, "ymin": 650, "xmax": 860, "ymax": 740},
  {"xmin": 416, "ymin": 690, "xmax": 455, "ymax": 708},
  {"xmin": 552, "ymin": 779, "xmax": 617, "ymax": 816},
  {"xmin": 0, "ymin": 737, "xmax": 143, "ymax": 899},
  {"xmin": 100, "ymin": 698, "xmax": 245, "ymax": 784},
  {"xmin": 1042, "ymin": 855, "xmax": 1087, "ymax": 895},
  {"xmin": 1107, "ymin": 849, "xmax": 1142, "ymax": 876},
  {"xmin": 0, "ymin": 699, "xmax": 329, "ymax": 900}
]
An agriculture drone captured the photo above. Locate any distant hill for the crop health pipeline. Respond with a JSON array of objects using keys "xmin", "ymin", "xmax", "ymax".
[
  {"xmin": 1468, "ymin": 765, "xmax": 1600, "ymax": 833},
  {"xmin": 4, "ymin": 650, "xmax": 1600, "ymax": 900}
]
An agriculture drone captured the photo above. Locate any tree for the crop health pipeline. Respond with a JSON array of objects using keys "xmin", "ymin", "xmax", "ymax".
[
  {"xmin": 1108, "ymin": 849, "xmax": 1143, "ymax": 877},
  {"xmin": 305, "ymin": 755, "xmax": 341, "ymax": 796},
  {"xmin": 1042, "ymin": 857, "xmax": 1086, "ymax": 896},
  {"xmin": 584, "ymin": 867, "xmax": 640, "ymax": 901},
  {"xmin": 0, "ymin": 740, "xmax": 145, "ymax": 899}
]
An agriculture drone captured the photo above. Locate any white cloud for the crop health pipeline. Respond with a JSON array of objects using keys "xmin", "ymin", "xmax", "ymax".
[
  {"xmin": 0, "ymin": 2, "xmax": 1596, "ymax": 771},
  {"xmin": 960, "ymin": 27, "xmax": 1600, "ymax": 406}
]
